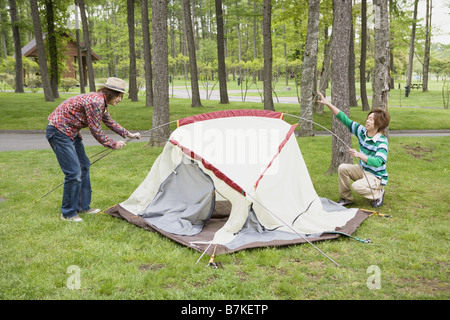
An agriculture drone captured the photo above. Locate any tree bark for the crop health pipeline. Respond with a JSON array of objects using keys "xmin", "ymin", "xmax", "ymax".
[
  {"xmin": 45, "ymin": 0, "xmax": 59, "ymax": 99},
  {"xmin": 349, "ymin": 24, "xmax": 358, "ymax": 107},
  {"xmin": 78, "ymin": 0, "xmax": 96, "ymax": 92},
  {"xmin": 262, "ymin": 0, "xmax": 274, "ymax": 111},
  {"xmin": 182, "ymin": 0, "xmax": 202, "ymax": 107},
  {"xmin": 360, "ymin": 0, "xmax": 370, "ymax": 111},
  {"xmin": 215, "ymin": 0, "xmax": 229, "ymax": 104},
  {"xmin": 150, "ymin": 0, "xmax": 170, "ymax": 146},
  {"xmin": 422, "ymin": 0, "xmax": 432, "ymax": 93},
  {"xmin": 406, "ymin": 0, "xmax": 418, "ymax": 96},
  {"xmin": 299, "ymin": 0, "xmax": 320, "ymax": 136},
  {"xmin": 127, "ymin": 0, "xmax": 138, "ymax": 101},
  {"xmin": 29, "ymin": 0, "xmax": 53, "ymax": 101},
  {"xmin": 328, "ymin": 0, "xmax": 353, "ymax": 174},
  {"xmin": 74, "ymin": 2, "xmax": 85, "ymax": 93},
  {"xmin": 9, "ymin": 0, "xmax": 24, "ymax": 93},
  {"xmin": 317, "ymin": 27, "xmax": 332, "ymax": 114},
  {"xmin": 141, "ymin": 0, "xmax": 154, "ymax": 107},
  {"xmin": 372, "ymin": 0, "xmax": 390, "ymax": 111}
]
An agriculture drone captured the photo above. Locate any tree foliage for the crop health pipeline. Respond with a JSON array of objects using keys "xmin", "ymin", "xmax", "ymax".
[{"xmin": 1, "ymin": 0, "xmax": 449, "ymax": 102}]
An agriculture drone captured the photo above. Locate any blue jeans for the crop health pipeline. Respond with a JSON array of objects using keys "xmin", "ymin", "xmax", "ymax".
[{"xmin": 46, "ymin": 125, "xmax": 92, "ymax": 218}]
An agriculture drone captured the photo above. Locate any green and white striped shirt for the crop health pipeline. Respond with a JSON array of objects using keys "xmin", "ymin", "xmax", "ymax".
[{"xmin": 337, "ymin": 111, "xmax": 389, "ymax": 185}]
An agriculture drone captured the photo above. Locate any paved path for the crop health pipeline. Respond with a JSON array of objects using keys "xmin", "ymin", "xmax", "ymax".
[
  {"xmin": 0, "ymin": 129, "xmax": 449, "ymax": 152},
  {"xmin": 1, "ymin": 87, "xmax": 448, "ymax": 152},
  {"xmin": 0, "ymin": 129, "xmax": 143, "ymax": 151}
]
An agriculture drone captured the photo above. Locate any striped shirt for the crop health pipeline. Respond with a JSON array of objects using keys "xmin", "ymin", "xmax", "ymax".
[
  {"xmin": 48, "ymin": 92, "xmax": 128, "ymax": 149},
  {"xmin": 337, "ymin": 111, "xmax": 389, "ymax": 185}
]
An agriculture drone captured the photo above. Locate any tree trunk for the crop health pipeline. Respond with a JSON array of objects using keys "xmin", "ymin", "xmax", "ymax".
[
  {"xmin": 9, "ymin": 0, "xmax": 24, "ymax": 93},
  {"xmin": 422, "ymin": 0, "xmax": 432, "ymax": 93},
  {"xmin": 127, "ymin": 0, "xmax": 138, "ymax": 101},
  {"xmin": 215, "ymin": 0, "xmax": 229, "ymax": 104},
  {"xmin": 360, "ymin": 0, "xmax": 370, "ymax": 111},
  {"xmin": 406, "ymin": 0, "xmax": 418, "ymax": 96},
  {"xmin": 328, "ymin": 0, "xmax": 352, "ymax": 174},
  {"xmin": 45, "ymin": 0, "xmax": 59, "ymax": 99},
  {"xmin": 1, "ymin": 10, "xmax": 7, "ymax": 60},
  {"xmin": 253, "ymin": 0, "xmax": 258, "ymax": 84},
  {"xmin": 29, "ymin": 0, "xmax": 53, "ymax": 101},
  {"xmin": 182, "ymin": 0, "xmax": 202, "ymax": 107},
  {"xmin": 299, "ymin": 0, "xmax": 320, "ymax": 137},
  {"xmin": 316, "ymin": 26, "xmax": 332, "ymax": 114},
  {"xmin": 74, "ymin": 2, "xmax": 85, "ymax": 94},
  {"xmin": 78, "ymin": 0, "xmax": 95, "ymax": 92},
  {"xmin": 372, "ymin": 0, "xmax": 390, "ymax": 114},
  {"xmin": 349, "ymin": 23, "xmax": 358, "ymax": 107},
  {"xmin": 150, "ymin": 0, "xmax": 170, "ymax": 146},
  {"xmin": 141, "ymin": 0, "xmax": 154, "ymax": 107},
  {"xmin": 262, "ymin": 0, "xmax": 274, "ymax": 111}
]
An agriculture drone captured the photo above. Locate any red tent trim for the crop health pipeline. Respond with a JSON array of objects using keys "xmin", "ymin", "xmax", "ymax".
[
  {"xmin": 177, "ymin": 109, "xmax": 284, "ymax": 127},
  {"xmin": 254, "ymin": 124, "xmax": 298, "ymax": 190},
  {"xmin": 169, "ymin": 139, "xmax": 246, "ymax": 196}
]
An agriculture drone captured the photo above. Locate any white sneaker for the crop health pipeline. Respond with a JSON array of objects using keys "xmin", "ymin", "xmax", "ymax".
[
  {"xmin": 79, "ymin": 208, "xmax": 101, "ymax": 214},
  {"xmin": 60, "ymin": 214, "xmax": 83, "ymax": 222}
]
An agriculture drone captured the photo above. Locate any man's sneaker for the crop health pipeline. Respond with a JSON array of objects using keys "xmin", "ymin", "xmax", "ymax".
[
  {"xmin": 337, "ymin": 198, "xmax": 353, "ymax": 206},
  {"xmin": 371, "ymin": 189, "xmax": 385, "ymax": 208},
  {"xmin": 60, "ymin": 214, "xmax": 83, "ymax": 222},
  {"xmin": 79, "ymin": 208, "xmax": 101, "ymax": 214}
]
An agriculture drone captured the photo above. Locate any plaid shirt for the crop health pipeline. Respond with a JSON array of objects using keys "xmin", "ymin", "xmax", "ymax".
[{"xmin": 48, "ymin": 92, "xmax": 128, "ymax": 149}]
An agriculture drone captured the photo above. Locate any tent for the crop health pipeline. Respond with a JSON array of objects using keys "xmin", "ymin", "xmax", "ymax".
[{"xmin": 106, "ymin": 110, "xmax": 371, "ymax": 258}]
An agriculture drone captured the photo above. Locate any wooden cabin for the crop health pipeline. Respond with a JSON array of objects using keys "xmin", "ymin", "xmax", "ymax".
[{"xmin": 19, "ymin": 32, "xmax": 100, "ymax": 84}]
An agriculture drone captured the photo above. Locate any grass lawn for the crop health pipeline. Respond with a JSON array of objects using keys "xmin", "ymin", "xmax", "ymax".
[{"xmin": 0, "ymin": 90, "xmax": 449, "ymax": 301}]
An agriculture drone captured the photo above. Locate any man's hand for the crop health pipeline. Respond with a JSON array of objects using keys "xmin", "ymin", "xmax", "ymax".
[
  {"xmin": 115, "ymin": 140, "xmax": 127, "ymax": 149},
  {"xmin": 127, "ymin": 132, "xmax": 142, "ymax": 140},
  {"xmin": 349, "ymin": 148, "xmax": 368, "ymax": 163}
]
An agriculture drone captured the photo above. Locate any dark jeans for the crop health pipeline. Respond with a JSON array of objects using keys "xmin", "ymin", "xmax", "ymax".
[{"xmin": 46, "ymin": 125, "xmax": 92, "ymax": 218}]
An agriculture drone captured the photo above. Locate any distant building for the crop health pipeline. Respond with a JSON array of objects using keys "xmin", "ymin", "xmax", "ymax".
[{"xmin": 17, "ymin": 32, "xmax": 100, "ymax": 84}]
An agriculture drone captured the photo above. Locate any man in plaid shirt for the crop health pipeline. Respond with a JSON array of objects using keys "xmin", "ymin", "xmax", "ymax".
[{"xmin": 46, "ymin": 77, "xmax": 141, "ymax": 222}]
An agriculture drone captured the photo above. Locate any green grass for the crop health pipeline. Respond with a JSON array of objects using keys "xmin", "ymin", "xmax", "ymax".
[
  {"xmin": 0, "ymin": 90, "xmax": 449, "ymax": 132},
  {"xmin": 0, "ymin": 137, "xmax": 448, "ymax": 300},
  {"xmin": 0, "ymin": 90, "xmax": 449, "ymax": 300}
]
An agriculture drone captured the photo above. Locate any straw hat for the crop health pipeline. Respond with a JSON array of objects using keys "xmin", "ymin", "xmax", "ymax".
[{"xmin": 103, "ymin": 77, "xmax": 127, "ymax": 94}]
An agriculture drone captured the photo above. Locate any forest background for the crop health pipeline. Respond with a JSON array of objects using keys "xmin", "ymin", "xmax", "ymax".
[
  {"xmin": 2, "ymin": 0, "xmax": 449, "ymax": 169},
  {"xmin": 2, "ymin": 0, "xmax": 449, "ymax": 105}
]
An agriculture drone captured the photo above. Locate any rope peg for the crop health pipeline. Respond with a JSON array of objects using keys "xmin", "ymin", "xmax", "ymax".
[{"xmin": 206, "ymin": 245, "xmax": 218, "ymax": 268}]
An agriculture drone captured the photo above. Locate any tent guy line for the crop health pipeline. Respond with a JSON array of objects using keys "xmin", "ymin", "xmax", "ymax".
[
  {"xmin": 244, "ymin": 192, "xmax": 341, "ymax": 267},
  {"xmin": 37, "ymin": 120, "xmax": 178, "ymax": 201},
  {"xmin": 285, "ymin": 112, "xmax": 378, "ymax": 202}
]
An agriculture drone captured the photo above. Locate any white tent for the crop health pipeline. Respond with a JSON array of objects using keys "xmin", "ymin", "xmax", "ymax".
[{"xmin": 106, "ymin": 110, "xmax": 370, "ymax": 256}]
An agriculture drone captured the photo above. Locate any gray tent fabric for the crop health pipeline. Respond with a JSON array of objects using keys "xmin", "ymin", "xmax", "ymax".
[
  {"xmin": 138, "ymin": 159, "xmax": 215, "ymax": 236},
  {"xmin": 223, "ymin": 197, "xmax": 354, "ymax": 251}
]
